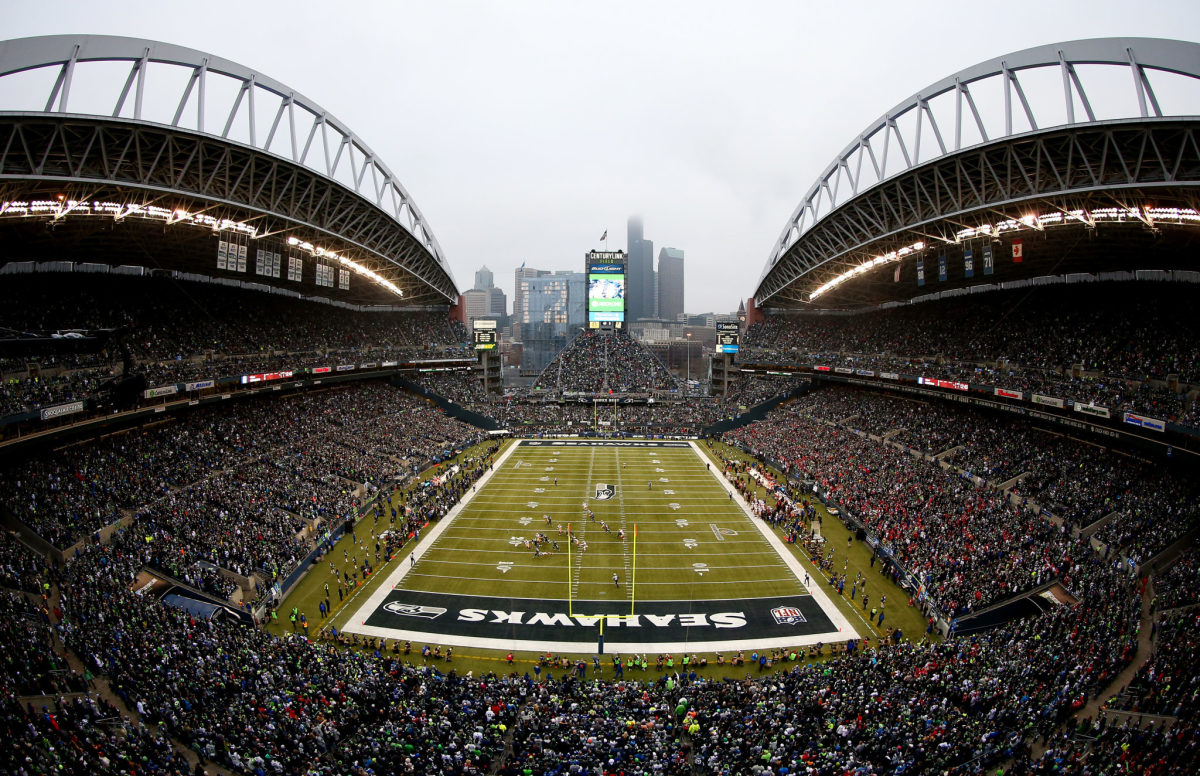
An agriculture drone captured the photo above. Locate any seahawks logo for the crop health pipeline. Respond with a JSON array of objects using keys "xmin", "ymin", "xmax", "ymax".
[
  {"xmin": 595, "ymin": 483, "xmax": 615, "ymax": 500},
  {"xmin": 382, "ymin": 602, "xmax": 447, "ymax": 619}
]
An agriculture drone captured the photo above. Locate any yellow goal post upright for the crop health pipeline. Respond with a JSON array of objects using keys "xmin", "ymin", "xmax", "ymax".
[{"xmin": 565, "ymin": 523, "xmax": 639, "ymax": 655}]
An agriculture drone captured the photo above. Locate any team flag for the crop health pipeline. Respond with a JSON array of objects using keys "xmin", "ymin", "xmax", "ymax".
[{"xmin": 964, "ymin": 248, "xmax": 974, "ymax": 279}]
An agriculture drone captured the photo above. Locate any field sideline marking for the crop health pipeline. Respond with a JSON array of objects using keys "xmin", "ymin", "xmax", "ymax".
[
  {"xmin": 689, "ymin": 441, "xmax": 859, "ymax": 640},
  {"xmin": 337, "ymin": 438, "xmax": 525, "ymax": 634}
]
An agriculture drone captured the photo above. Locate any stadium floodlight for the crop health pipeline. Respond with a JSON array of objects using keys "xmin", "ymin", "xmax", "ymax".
[
  {"xmin": 809, "ymin": 204, "xmax": 1200, "ymax": 301},
  {"xmin": 809, "ymin": 241, "xmax": 925, "ymax": 301},
  {"xmin": 288, "ymin": 235, "xmax": 404, "ymax": 297}
]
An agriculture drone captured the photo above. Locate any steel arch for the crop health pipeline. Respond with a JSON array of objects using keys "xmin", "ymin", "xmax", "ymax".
[
  {"xmin": 758, "ymin": 37, "xmax": 1200, "ymax": 306},
  {"xmin": 0, "ymin": 34, "xmax": 455, "ymax": 301}
]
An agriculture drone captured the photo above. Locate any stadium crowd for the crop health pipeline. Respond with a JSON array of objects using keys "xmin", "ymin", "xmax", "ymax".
[
  {"xmin": 741, "ymin": 282, "xmax": 1200, "ymax": 425},
  {"xmin": 1, "ymin": 284, "xmax": 1198, "ymax": 774},
  {"xmin": 1, "ymin": 384, "xmax": 483, "ymax": 603},
  {"xmin": 723, "ymin": 386, "xmax": 1198, "ymax": 619},
  {"xmin": 0, "ymin": 274, "xmax": 469, "ymax": 417},
  {"xmin": 532, "ymin": 329, "xmax": 677, "ymax": 394}
]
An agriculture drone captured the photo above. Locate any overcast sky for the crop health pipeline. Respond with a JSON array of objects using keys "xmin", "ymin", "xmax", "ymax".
[{"xmin": 5, "ymin": 1, "xmax": 1199, "ymax": 314}]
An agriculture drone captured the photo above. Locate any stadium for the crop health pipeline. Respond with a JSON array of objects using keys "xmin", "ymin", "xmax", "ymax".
[{"xmin": 1, "ymin": 30, "xmax": 1199, "ymax": 776}]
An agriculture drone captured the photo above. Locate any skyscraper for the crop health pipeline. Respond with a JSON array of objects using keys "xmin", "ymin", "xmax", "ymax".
[
  {"xmin": 474, "ymin": 265, "xmax": 494, "ymax": 290},
  {"xmin": 512, "ymin": 265, "xmax": 550, "ymax": 331},
  {"xmin": 657, "ymin": 247, "xmax": 685, "ymax": 322},
  {"xmin": 626, "ymin": 216, "xmax": 654, "ymax": 321}
]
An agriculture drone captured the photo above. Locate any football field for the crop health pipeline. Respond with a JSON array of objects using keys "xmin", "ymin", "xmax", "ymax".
[{"xmin": 342, "ymin": 440, "xmax": 856, "ymax": 652}]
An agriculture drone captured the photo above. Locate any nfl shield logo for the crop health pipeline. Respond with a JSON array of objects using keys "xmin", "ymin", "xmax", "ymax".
[{"xmin": 770, "ymin": 606, "xmax": 807, "ymax": 625}]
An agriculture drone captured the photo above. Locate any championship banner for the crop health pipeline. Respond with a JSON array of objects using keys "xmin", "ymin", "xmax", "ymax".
[
  {"xmin": 40, "ymin": 401, "xmax": 84, "ymax": 421},
  {"xmin": 916, "ymin": 260, "xmax": 925, "ymax": 287},
  {"xmin": 983, "ymin": 244, "xmax": 994, "ymax": 275},
  {"xmin": 994, "ymin": 387, "xmax": 1022, "ymax": 400},
  {"xmin": 217, "ymin": 239, "xmax": 229, "ymax": 271},
  {"xmin": 937, "ymin": 254, "xmax": 947, "ymax": 282},
  {"xmin": 1031, "ymin": 393, "xmax": 1064, "ymax": 409},
  {"xmin": 964, "ymin": 249, "xmax": 974, "ymax": 279},
  {"xmin": 1124, "ymin": 412, "xmax": 1166, "ymax": 432},
  {"xmin": 1074, "ymin": 402, "xmax": 1110, "ymax": 419}
]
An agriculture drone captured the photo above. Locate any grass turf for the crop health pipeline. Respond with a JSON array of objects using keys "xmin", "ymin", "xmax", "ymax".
[{"xmin": 268, "ymin": 437, "xmax": 937, "ymax": 680}]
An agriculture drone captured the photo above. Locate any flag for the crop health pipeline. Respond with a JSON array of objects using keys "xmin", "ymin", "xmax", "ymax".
[
  {"xmin": 916, "ymin": 260, "xmax": 925, "ymax": 287},
  {"xmin": 937, "ymin": 254, "xmax": 947, "ymax": 282},
  {"xmin": 983, "ymin": 244, "xmax": 994, "ymax": 275},
  {"xmin": 893, "ymin": 263, "xmax": 901, "ymax": 283},
  {"xmin": 600, "ymin": 229, "xmax": 607, "ymax": 241},
  {"xmin": 519, "ymin": 260, "xmax": 525, "ymax": 269},
  {"xmin": 964, "ymin": 249, "xmax": 974, "ymax": 279},
  {"xmin": 1012, "ymin": 239, "xmax": 1023, "ymax": 262}
]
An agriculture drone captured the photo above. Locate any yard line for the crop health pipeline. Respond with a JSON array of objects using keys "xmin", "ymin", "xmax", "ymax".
[{"xmin": 615, "ymin": 448, "xmax": 632, "ymax": 602}]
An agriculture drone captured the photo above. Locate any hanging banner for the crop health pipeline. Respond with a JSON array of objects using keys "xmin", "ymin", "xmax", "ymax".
[
  {"xmin": 1012, "ymin": 238, "xmax": 1024, "ymax": 262},
  {"xmin": 184, "ymin": 380, "xmax": 214, "ymax": 391},
  {"xmin": 983, "ymin": 244, "xmax": 994, "ymax": 276},
  {"xmin": 1031, "ymin": 394, "xmax": 1064, "ymax": 409},
  {"xmin": 1124, "ymin": 413, "xmax": 1165, "ymax": 432},
  {"xmin": 916, "ymin": 260, "xmax": 925, "ymax": 287},
  {"xmin": 963, "ymin": 249, "xmax": 974, "ymax": 279},
  {"xmin": 40, "ymin": 401, "xmax": 84, "ymax": 421},
  {"xmin": 143, "ymin": 385, "xmax": 178, "ymax": 399},
  {"xmin": 1074, "ymin": 402, "xmax": 1110, "ymax": 419},
  {"xmin": 937, "ymin": 254, "xmax": 947, "ymax": 282},
  {"xmin": 993, "ymin": 388, "xmax": 1022, "ymax": 400}
]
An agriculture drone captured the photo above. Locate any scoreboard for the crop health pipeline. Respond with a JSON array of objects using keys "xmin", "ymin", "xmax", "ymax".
[
  {"xmin": 715, "ymin": 321, "xmax": 740, "ymax": 354},
  {"xmin": 473, "ymin": 330, "xmax": 497, "ymax": 351},
  {"xmin": 586, "ymin": 250, "xmax": 626, "ymax": 324}
]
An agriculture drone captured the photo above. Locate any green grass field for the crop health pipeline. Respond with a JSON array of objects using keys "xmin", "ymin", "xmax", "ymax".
[
  {"xmin": 400, "ymin": 441, "xmax": 806, "ymax": 604},
  {"xmin": 272, "ymin": 437, "xmax": 935, "ymax": 679}
]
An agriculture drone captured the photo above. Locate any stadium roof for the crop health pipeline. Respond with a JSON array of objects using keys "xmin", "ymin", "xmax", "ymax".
[
  {"xmin": 756, "ymin": 37, "xmax": 1200, "ymax": 310},
  {"xmin": 0, "ymin": 34, "xmax": 457, "ymax": 306}
]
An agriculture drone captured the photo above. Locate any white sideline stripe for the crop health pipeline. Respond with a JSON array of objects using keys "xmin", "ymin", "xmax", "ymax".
[
  {"xmin": 339, "ymin": 439, "xmax": 524, "ymax": 632},
  {"xmin": 687, "ymin": 441, "xmax": 859, "ymax": 640}
]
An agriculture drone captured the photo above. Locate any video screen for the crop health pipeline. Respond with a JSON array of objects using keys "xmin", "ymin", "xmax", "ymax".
[{"xmin": 588, "ymin": 272, "xmax": 625, "ymax": 321}]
